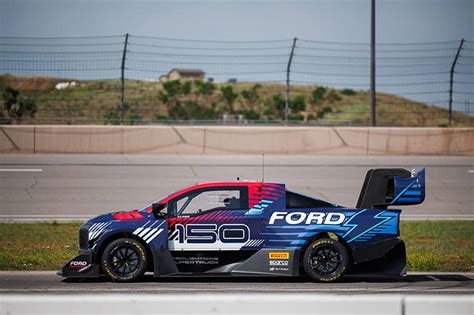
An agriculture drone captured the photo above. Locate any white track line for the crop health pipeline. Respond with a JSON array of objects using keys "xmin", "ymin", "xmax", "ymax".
[{"xmin": 0, "ymin": 168, "xmax": 42, "ymax": 172}]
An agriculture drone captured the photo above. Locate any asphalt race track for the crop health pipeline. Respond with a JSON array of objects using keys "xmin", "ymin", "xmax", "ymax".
[
  {"xmin": 0, "ymin": 155, "xmax": 473, "ymax": 220},
  {"xmin": 0, "ymin": 271, "xmax": 472, "ymax": 295}
]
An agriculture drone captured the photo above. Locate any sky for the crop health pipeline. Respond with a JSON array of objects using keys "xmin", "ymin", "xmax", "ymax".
[
  {"xmin": 0, "ymin": 0, "xmax": 472, "ymax": 113},
  {"xmin": 0, "ymin": 0, "xmax": 472, "ymax": 42}
]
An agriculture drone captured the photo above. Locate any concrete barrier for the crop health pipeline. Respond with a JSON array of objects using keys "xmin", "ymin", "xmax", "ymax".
[
  {"xmin": 0, "ymin": 125, "xmax": 473, "ymax": 155},
  {"xmin": 0, "ymin": 294, "xmax": 472, "ymax": 315}
]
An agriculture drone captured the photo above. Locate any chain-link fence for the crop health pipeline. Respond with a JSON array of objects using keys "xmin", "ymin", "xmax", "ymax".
[{"xmin": 0, "ymin": 35, "xmax": 472, "ymax": 126}]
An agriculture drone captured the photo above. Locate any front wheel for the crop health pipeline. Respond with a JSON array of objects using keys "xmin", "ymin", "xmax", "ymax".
[
  {"xmin": 303, "ymin": 238, "xmax": 349, "ymax": 282},
  {"xmin": 101, "ymin": 238, "xmax": 148, "ymax": 282}
]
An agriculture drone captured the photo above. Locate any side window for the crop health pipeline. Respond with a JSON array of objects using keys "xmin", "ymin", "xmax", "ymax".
[
  {"xmin": 172, "ymin": 188, "xmax": 245, "ymax": 216},
  {"xmin": 286, "ymin": 190, "xmax": 340, "ymax": 209}
]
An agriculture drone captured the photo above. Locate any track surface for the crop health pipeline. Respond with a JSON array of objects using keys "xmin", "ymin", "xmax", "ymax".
[
  {"xmin": 0, "ymin": 271, "xmax": 472, "ymax": 295},
  {"xmin": 0, "ymin": 155, "xmax": 473, "ymax": 220}
]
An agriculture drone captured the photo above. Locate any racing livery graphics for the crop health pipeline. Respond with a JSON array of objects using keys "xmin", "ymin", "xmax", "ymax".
[{"xmin": 61, "ymin": 167, "xmax": 425, "ymax": 282}]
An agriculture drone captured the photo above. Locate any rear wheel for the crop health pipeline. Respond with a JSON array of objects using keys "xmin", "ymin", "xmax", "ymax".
[
  {"xmin": 303, "ymin": 238, "xmax": 349, "ymax": 282},
  {"xmin": 101, "ymin": 238, "xmax": 148, "ymax": 282}
]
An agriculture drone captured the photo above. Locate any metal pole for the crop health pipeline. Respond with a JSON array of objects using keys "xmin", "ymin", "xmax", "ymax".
[
  {"xmin": 448, "ymin": 38, "xmax": 464, "ymax": 127},
  {"xmin": 120, "ymin": 33, "xmax": 129, "ymax": 125},
  {"xmin": 370, "ymin": 0, "xmax": 376, "ymax": 127},
  {"xmin": 285, "ymin": 37, "xmax": 297, "ymax": 125}
]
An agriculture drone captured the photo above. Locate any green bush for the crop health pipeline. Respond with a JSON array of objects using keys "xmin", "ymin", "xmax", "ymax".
[
  {"xmin": 288, "ymin": 113, "xmax": 304, "ymax": 120},
  {"xmin": 311, "ymin": 86, "xmax": 326, "ymax": 104},
  {"xmin": 219, "ymin": 85, "xmax": 238, "ymax": 113},
  {"xmin": 326, "ymin": 90, "xmax": 342, "ymax": 103},
  {"xmin": 1, "ymin": 87, "xmax": 38, "ymax": 121},
  {"xmin": 194, "ymin": 80, "xmax": 215, "ymax": 96},
  {"xmin": 241, "ymin": 84, "xmax": 261, "ymax": 104},
  {"xmin": 322, "ymin": 106, "xmax": 333, "ymax": 113},
  {"xmin": 272, "ymin": 94, "xmax": 286, "ymax": 111},
  {"xmin": 153, "ymin": 115, "xmax": 168, "ymax": 121},
  {"xmin": 126, "ymin": 113, "xmax": 142, "ymax": 125},
  {"xmin": 182, "ymin": 81, "xmax": 192, "ymax": 95},
  {"xmin": 341, "ymin": 88, "xmax": 356, "ymax": 96},
  {"xmin": 162, "ymin": 80, "xmax": 182, "ymax": 97},
  {"xmin": 290, "ymin": 95, "xmax": 306, "ymax": 113},
  {"xmin": 168, "ymin": 101, "xmax": 219, "ymax": 120},
  {"xmin": 103, "ymin": 111, "xmax": 120, "ymax": 125},
  {"xmin": 240, "ymin": 109, "xmax": 260, "ymax": 120}
]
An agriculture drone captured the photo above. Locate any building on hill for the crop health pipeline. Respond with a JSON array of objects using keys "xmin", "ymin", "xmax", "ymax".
[{"xmin": 159, "ymin": 69, "xmax": 205, "ymax": 82}]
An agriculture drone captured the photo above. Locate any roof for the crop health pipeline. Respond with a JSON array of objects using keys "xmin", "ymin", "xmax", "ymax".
[
  {"xmin": 168, "ymin": 68, "xmax": 205, "ymax": 75},
  {"xmin": 158, "ymin": 181, "xmax": 283, "ymax": 204}
]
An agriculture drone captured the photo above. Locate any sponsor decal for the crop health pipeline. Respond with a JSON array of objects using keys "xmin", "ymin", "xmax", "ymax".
[
  {"xmin": 269, "ymin": 260, "xmax": 289, "ymax": 266},
  {"xmin": 269, "ymin": 252, "xmax": 289, "ymax": 259},
  {"xmin": 173, "ymin": 256, "xmax": 219, "ymax": 265},
  {"xmin": 69, "ymin": 261, "xmax": 88, "ymax": 268},
  {"xmin": 175, "ymin": 223, "xmax": 250, "ymax": 244},
  {"xmin": 269, "ymin": 267, "xmax": 289, "ymax": 272},
  {"xmin": 269, "ymin": 211, "xmax": 346, "ymax": 225}
]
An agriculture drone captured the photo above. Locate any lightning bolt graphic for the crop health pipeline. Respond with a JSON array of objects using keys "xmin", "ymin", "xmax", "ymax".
[{"xmin": 342, "ymin": 209, "xmax": 397, "ymax": 243}]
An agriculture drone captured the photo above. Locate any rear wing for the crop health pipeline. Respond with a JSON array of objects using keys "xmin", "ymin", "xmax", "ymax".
[{"xmin": 356, "ymin": 168, "xmax": 425, "ymax": 209}]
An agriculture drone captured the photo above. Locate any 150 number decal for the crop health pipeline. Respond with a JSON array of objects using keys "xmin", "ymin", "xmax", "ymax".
[{"xmin": 176, "ymin": 224, "xmax": 250, "ymax": 244}]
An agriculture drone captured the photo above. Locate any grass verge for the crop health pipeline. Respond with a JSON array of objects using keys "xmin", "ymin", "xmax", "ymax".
[{"xmin": 0, "ymin": 221, "xmax": 472, "ymax": 271}]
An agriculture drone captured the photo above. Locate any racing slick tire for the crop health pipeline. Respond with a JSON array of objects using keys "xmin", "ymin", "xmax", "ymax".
[
  {"xmin": 101, "ymin": 238, "xmax": 148, "ymax": 282},
  {"xmin": 303, "ymin": 238, "xmax": 349, "ymax": 282}
]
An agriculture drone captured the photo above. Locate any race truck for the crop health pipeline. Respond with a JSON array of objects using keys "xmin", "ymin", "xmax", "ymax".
[{"xmin": 61, "ymin": 167, "xmax": 425, "ymax": 282}]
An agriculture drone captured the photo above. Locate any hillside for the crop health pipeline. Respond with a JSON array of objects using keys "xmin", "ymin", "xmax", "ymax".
[{"xmin": 0, "ymin": 74, "xmax": 472, "ymax": 127}]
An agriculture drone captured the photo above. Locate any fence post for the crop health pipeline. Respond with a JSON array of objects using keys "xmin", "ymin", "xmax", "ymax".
[
  {"xmin": 120, "ymin": 33, "xmax": 129, "ymax": 125},
  {"xmin": 448, "ymin": 38, "xmax": 464, "ymax": 127},
  {"xmin": 370, "ymin": 0, "xmax": 376, "ymax": 127},
  {"xmin": 285, "ymin": 37, "xmax": 297, "ymax": 126}
]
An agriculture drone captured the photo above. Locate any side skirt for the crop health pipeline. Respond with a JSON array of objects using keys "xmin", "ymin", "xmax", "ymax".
[{"xmin": 153, "ymin": 249, "xmax": 300, "ymax": 277}]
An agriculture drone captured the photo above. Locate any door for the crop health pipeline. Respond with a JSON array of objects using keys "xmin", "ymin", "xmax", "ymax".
[
  {"xmin": 167, "ymin": 186, "xmax": 250, "ymax": 251},
  {"xmin": 166, "ymin": 186, "xmax": 251, "ymax": 272}
]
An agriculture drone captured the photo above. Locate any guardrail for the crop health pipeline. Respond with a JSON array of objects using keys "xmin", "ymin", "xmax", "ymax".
[
  {"xmin": 1, "ymin": 125, "xmax": 473, "ymax": 155},
  {"xmin": 0, "ymin": 294, "xmax": 472, "ymax": 315}
]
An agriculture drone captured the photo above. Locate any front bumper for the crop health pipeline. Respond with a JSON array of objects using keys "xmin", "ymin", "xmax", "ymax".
[{"xmin": 60, "ymin": 250, "xmax": 101, "ymax": 278}]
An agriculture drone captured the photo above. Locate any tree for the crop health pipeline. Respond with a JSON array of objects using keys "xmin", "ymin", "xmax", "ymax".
[
  {"xmin": 272, "ymin": 94, "xmax": 286, "ymax": 111},
  {"xmin": 1, "ymin": 87, "xmax": 37, "ymax": 123},
  {"xmin": 162, "ymin": 80, "xmax": 182, "ymax": 97},
  {"xmin": 220, "ymin": 85, "xmax": 238, "ymax": 113},
  {"xmin": 326, "ymin": 90, "xmax": 342, "ymax": 103},
  {"xmin": 290, "ymin": 95, "xmax": 306, "ymax": 113},
  {"xmin": 311, "ymin": 86, "xmax": 326, "ymax": 105},
  {"xmin": 241, "ymin": 84, "xmax": 261, "ymax": 108},
  {"xmin": 182, "ymin": 81, "xmax": 192, "ymax": 95},
  {"xmin": 194, "ymin": 80, "xmax": 215, "ymax": 96},
  {"xmin": 2, "ymin": 87, "xmax": 19, "ymax": 113}
]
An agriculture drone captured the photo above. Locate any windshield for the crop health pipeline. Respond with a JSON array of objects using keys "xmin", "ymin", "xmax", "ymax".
[
  {"xmin": 139, "ymin": 195, "xmax": 167, "ymax": 212},
  {"xmin": 139, "ymin": 185, "xmax": 190, "ymax": 211}
]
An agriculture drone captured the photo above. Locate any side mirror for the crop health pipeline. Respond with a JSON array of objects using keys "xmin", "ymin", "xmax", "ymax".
[{"xmin": 152, "ymin": 203, "xmax": 166, "ymax": 217}]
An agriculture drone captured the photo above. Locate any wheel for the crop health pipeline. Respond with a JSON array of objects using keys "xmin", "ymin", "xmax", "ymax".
[
  {"xmin": 101, "ymin": 238, "xmax": 148, "ymax": 282},
  {"xmin": 303, "ymin": 238, "xmax": 349, "ymax": 282}
]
